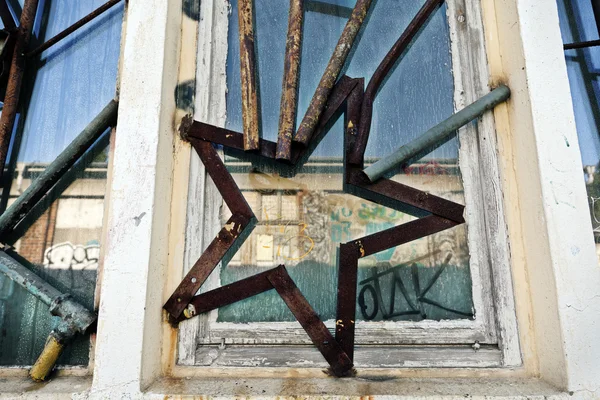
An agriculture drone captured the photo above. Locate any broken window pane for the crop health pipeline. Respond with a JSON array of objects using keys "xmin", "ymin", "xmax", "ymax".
[{"xmin": 218, "ymin": 0, "xmax": 474, "ymax": 325}]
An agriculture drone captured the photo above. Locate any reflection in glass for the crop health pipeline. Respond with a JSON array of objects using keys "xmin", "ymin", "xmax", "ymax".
[
  {"xmin": 557, "ymin": 0, "xmax": 600, "ymax": 263},
  {"xmin": 0, "ymin": 0, "xmax": 122, "ymax": 366},
  {"xmin": 219, "ymin": 0, "xmax": 474, "ymax": 324}
]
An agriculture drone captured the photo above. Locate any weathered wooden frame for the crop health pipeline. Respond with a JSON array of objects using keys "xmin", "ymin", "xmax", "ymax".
[{"xmin": 174, "ymin": 0, "xmax": 520, "ymax": 370}]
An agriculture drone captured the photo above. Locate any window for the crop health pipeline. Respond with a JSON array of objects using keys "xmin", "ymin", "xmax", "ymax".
[
  {"xmin": 0, "ymin": 0, "xmax": 123, "ymax": 368},
  {"xmin": 557, "ymin": 0, "xmax": 600, "ymax": 264},
  {"xmin": 177, "ymin": 0, "xmax": 519, "ymax": 369}
]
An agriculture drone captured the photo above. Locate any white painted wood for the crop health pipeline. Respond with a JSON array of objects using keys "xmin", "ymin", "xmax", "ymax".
[
  {"xmin": 195, "ymin": 345, "xmax": 502, "ymax": 369},
  {"xmin": 91, "ymin": 0, "xmax": 182, "ymax": 396},
  {"xmin": 447, "ymin": 0, "xmax": 521, "ymax": 366},
  {"xmin": 177, "ymin": 0, "xmax": 230, "ymax": 366}
]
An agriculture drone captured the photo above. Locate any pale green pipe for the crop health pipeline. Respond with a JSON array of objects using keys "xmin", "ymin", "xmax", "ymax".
[{"xmin": 364, "ymin": 85, "xmax": 510, "ymax": 182}]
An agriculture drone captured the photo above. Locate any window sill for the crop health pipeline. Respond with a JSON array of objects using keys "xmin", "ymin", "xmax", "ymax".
[
  {"xmin": 146, "ymin": 377, "xmax": 564, "ymax": 399},
  {"xmin": 0, "ymin": 376, "xmax": 91, "ymax": 398}
]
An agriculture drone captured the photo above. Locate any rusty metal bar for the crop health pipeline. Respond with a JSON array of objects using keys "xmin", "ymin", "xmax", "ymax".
[
  {"xmin": 345, "ymin": 78, "xmax": 364, "ymax": 166},
  {"xmin": 0, "ymin": 0, "xmax": 40, "ymax": 179},
  {"xmin": 345, "ymin": 167, "xmax": 465, "ymax": 223},
  {"xmin": 26, "ymin": 0, "xmax": 122, "ymax": 58},
  {"xmin": 173, "ymin": 266, "xmax": 281, "ymax": 323},
  {"xmin": 163, "ymin": 140, "xmax": 256, "ymax": 319},
  {"xmin": 267, "ymin": 266, "xmax": 354, "ymax": 377},
  {"xmin": 294, "ymin": 0, "xmax": 373, "ymax": 146},
  {"xmin": 238, "ymin": 0, "xmax": 260, "ymax": 151},
  {"xmin": 350, "ymin": 215, "xmax": 457, "ymax": 258},
  {"xmin": 335, "ymin": 242, "xmax": 359, "ymax": 361},
  {"xmin": 276, "ymin": 0, "xmax": 304, "ymax": 161},
  {"xmin": 351, "ymin": 0, "xmax": 444, "ymax": 163},
  {"xmin": 0, "ymin": 100, "xmax": 118, "ymax": 239},
  {"xmin": 564, "ymin": 39, "xmax": 600, "ymax": 50},
  {"xmin": 0, "ymin": 0, "xmax": 16, "ymax": 30}
]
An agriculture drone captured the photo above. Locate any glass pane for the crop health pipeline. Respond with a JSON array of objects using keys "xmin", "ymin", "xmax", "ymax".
[
  {"xmin": 0, "ymin": 0, "xmax": 123, "ymax": 366},
  {"xmin": 557, "ymin": 0, "xmax": 600, "ymax": 264},
  {"xmin": 219, "ymin": 0, "xmax": 473, "ymax": 324}
]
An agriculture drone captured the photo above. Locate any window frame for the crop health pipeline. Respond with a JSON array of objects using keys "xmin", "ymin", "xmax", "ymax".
[{"xmin": 176, "ymin": 0, "xmax": 520, "ymax": 369}]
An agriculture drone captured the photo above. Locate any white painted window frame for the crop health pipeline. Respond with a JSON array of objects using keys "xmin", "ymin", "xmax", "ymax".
[{"xmin": 176, "ymin": 0, "xmax": 520, "ymax": 369}]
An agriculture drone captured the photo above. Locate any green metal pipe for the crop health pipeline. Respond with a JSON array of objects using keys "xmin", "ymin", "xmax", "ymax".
[
  {"xmin": 0, "ymin": 250, "xmax": 96, "ymax": 333},
  {"xmin": 363, "ymin": 85, "xmax": 511, "ymax": 182},
  {"xmin": 0, "ymin": 99, "xmax": 118, "ymax": 238},
  {"xmin": 0, "ymin": 250, "xmax": 96, "ymax": 381}
]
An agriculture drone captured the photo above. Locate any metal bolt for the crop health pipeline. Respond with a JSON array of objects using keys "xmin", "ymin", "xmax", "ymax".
[
  {"xmin": 191, "ymin": 278, "xmax": 197, "ymax": 283},
  {"xmin": 177, "ymin": 298, "xmax": 182, "ymax": 303},
  {"xmin": 457, "ymin": 14, "xmax": 465, "ymax": 23}
]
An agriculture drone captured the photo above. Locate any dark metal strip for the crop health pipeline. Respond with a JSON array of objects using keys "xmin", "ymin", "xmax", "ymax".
[
  {"xmin": 294, "ymin": 0, "xmax": 373, "ymax": 145},
  {"xmin": 563, "ymin": 39, "xmax": 600, "ymax": 50},
  {"xmin": 163, "ymin": 212, "xmax": 254, "ymax": 318},
  {"xmin": 238, "ymin": 0, "xmax": 260, "ymax": 151},
  {"xmin": 173, "ymin": 266, "xmax": 281, "ymax": 323},
  {"xmin": 276, "ymin": 0, "xmax": 304, "ymax": 161},
  {"xmin": 267, "ymin": 266, "xmax": 354, "ymax": 377},
  {"xmin": 0, "ymin": 0, "xmax": 40, "ymax": 179},
  {"xmin": 352, "ymin": 0, "xmax": 444, "ymax": 163},
  {"xmin": 345, "ymin": 167, "xmax": 465, "ymax": 223},
  {"xmin": 190, "ymin": 139, "xmax": 254, "ymax": 216},
  {"xmin": 335, "ymin": 242, "xmax": 359, "ymax": 361},
  {"xmin": 593, "ymin": 0, "xmax": 600, "ymax": 37},
  {"xmin": 349, "ymin": 214, "xmax": 457, "ymax": 258},
  {"xmin": 26, "ymin": 0, "xmax": 122, "ymax": 58}
]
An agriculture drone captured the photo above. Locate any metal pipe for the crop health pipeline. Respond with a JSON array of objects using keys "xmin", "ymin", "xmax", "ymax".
[
  {"xmin": 351, "ymin": 0, "xmax": 444, "ymax": 164},
  {"xmin": 0, "ymin": 100, "xmax": 118, "ymax": 237},
  {"xmin": 364, "ymin": 85, "xmax": 511, "ymax": 182},
  {"xmin": 276, "ymin": 0, "xmax": 304, "ymax": 161},
  {"xmin": 26, "ymin": 0, "xmax": 122, "ymax": 58},
  {"xmin": 293, "ymin": 0, "xmax": 373, "ymax": 146},
  {"xmin": 564, "ymin": 39, "xmax": 600, "ymax": 50},
  {"xmin": 238, "ymin": 0, "xmax": 260, "ymax": 151},
  {"xmin": 0, "ymin": 250, "xmax": 96, "ymax": 381},
  {"xmin": 0, "ymin": 0, "xmax": 40, "ymax": 180}
]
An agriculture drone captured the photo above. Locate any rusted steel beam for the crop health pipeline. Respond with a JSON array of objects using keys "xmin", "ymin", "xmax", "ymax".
[
  {"xmin": 345, "ymin": 167, "xmax": 465, "ymax": 223},
  {"xmin": 276, "ymin": 0, "xmax": 304, "ymax": 161},
  {"xmin": 0, "ymin": 0, "xmax": 16, "ymax": 30},
  {"xmin": 294, "ymin": 0, "xmax": 373, "ymax": 146},
  {"xmin": 267, "ymin": 266, "xmax": 354, "ymax": 377},
  {"xmin": 351, "ymin": 0, "xmax": 444, "ymax": 164},
  {"xmin": 186, "ymin": 121, "xmax": 277, "ymax": 160},
  {"xmin": 164, "ymin": 140, "xmax": 256, "ymax": 319},
  {"xmin": 290, "ymin": 75, "xmax": 359, "ymax": 165},
  {"xmin": 335, "ymin": 242, "xmax": 359, "ymax": 361},
  {"xmin": 350, "ymin": 214, "xmax": 457, "ymax": 258},
  {"xmin": 238, "ymin": 0, "xmax": 260, "ymax": 151},
  {"xmin": 174, "ymin": 266, "xmax": 282, "ymax": 323},
  {"xmin": 0, "ymin": 0, "xmax": 39, "ymax": 179},
  {"xmin": 344, "ymin": 78, "xmax": 364, "ymax": 166},
  {"xmin": 26, "ymin": 0, "xmax": 122, "ymax": 58}
]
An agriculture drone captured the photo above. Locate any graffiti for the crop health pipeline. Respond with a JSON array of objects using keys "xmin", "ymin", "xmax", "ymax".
[
  {"xmin": 357, "ymin": 252, "xmax": 473, "ymax": 320},
  {"xmin": 44, "ymin": 242, "xmax": 100, "ymax": 270},
  {"xmin": 262, "ymin": 205, "xmax": 316, "ymax": 262}
]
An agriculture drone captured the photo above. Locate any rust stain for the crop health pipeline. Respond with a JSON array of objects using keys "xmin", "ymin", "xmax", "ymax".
[
  {"xmin": 276, "ymin": 0, "xmax": 304, "ymax": 160},
  {"xmin": 238, "ymin": 0, "xmax": 260, "ymax": 151}
]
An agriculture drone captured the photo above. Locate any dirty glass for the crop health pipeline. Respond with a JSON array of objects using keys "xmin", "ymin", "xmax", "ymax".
[
  {"xmin": 557, "ymin": 0, "xmax": 600, "ymax": 264},
  {"xmin": 0, "ymin": 0, "xmax": 123, "ymax": 366},
  {"xmin": 219, "ymin": 0, "xmax": 473, "ymax": 325}
]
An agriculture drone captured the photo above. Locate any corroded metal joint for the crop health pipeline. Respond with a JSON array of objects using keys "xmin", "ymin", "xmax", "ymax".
[
  {"xmin": 178, "ymin": 113, "xmax": 194, "ymax": 142},
  {"xmin": 49, "ymin": 293, "xmax": 96, "ymax": 334}
]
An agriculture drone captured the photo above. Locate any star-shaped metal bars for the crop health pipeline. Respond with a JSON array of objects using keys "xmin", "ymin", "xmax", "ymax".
[{"xmin": 164, "ymin": 0, "xmax": 479, "ymax": 377}]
